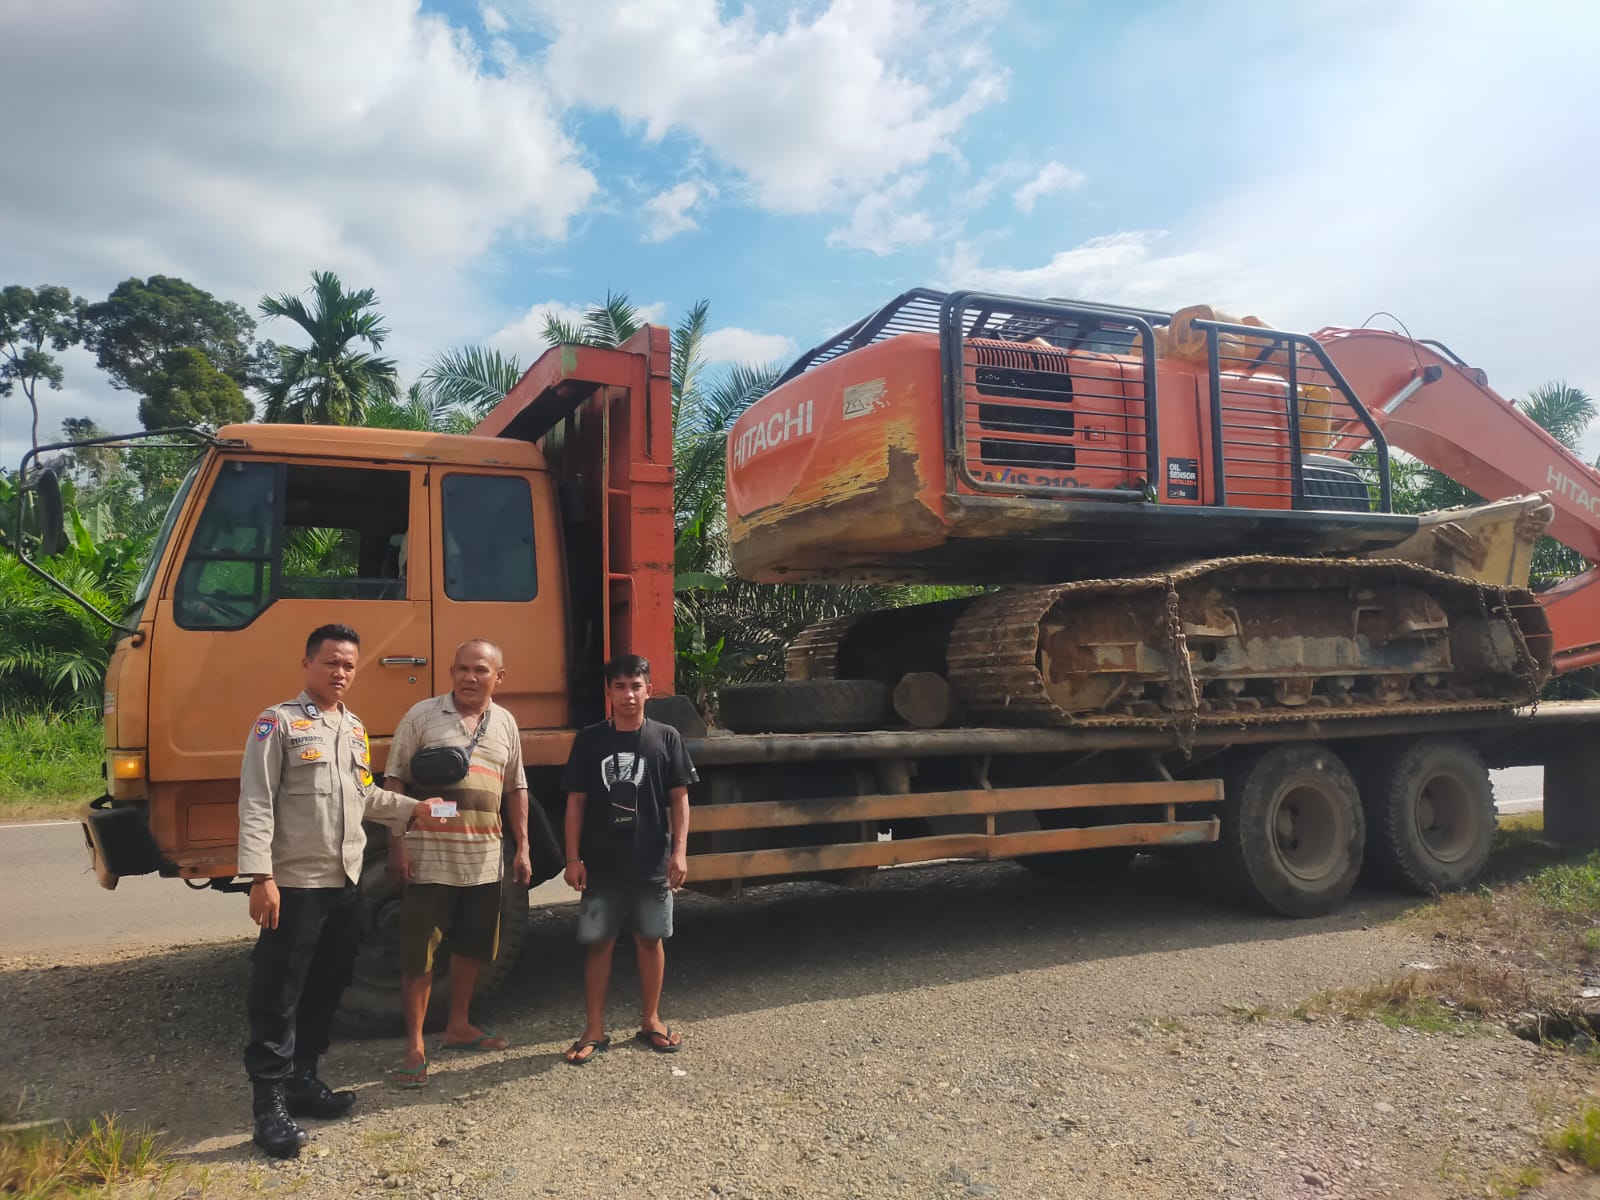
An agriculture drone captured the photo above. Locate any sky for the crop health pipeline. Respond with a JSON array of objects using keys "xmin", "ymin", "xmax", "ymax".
[{"xmin": 3, "ymin": 0, "xmax": 1599, "ymax": 470}]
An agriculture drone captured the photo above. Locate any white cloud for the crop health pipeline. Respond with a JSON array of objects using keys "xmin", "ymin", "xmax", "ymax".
[
  {"xmin": 701, "ymin": 327, "xmax": 797, "ymax": 366},
  {"xmin": 828, "ymin": 175, "xmax": 938, "ymax": 255},
  {"xmin": 946, "ymin": 5, "xmax": 1600, "ymax": 417},
  {"xmin": 1013, "ymin": 161, "xmax": 1085, "ymax": 214},
  {"xmin": 0, "ymin": 0, "xmax": 603, "ymax": 464},
  {"xmin": 481, "ymin": 4, "xmax": 508, "ymax": 33},
  {"xmin": 643, "ymin": 181, "xmax": 714, "ymax": 243},
  {"xmin": 528, "ymin": 0, "xmax": 1005, "ymax": 212},
  {"xmin": 942, "ymin": 231, "xmax": 1246, "ymax": 308}
]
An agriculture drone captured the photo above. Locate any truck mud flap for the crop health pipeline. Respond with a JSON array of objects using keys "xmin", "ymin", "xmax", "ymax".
[{"xmin": 81, "ymin": 797, "xmax": 165, "ymax": 890}]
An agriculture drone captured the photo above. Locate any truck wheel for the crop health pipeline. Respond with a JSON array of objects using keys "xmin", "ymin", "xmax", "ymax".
[
  {"xmin": 718, "ymin": 680, "xmax": 893, "ymax": 733},
  {"xmin": 1216, "ymin": 743, "xmax": 1365, "ymax": 918},
  {"xmin": 1359, "ymin": 736, "xmax": 1494, "ymax": 894},
  {"xmin": 336, "ymin": 842, "xmax": 530, "ymax": 1037}
]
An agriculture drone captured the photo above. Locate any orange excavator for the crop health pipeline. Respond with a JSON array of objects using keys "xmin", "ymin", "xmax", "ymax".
[{"xmin": 722, "ymin": 290, "xmax": 1600, "ymax": 730}]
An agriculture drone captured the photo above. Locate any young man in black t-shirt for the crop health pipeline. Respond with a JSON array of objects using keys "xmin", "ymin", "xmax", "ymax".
[{"xmin": 559, "ymin": 654, "xmax": 697, "ymax": 1063}]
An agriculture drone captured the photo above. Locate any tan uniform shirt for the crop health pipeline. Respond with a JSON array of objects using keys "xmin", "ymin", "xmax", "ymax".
[
  {"xmin": 386, "ymin": 695, "xmax": 523, "ymax": 887},
  {"xmin": 237, "ymin": 692, "xmax": 415, "ymax": 887}
]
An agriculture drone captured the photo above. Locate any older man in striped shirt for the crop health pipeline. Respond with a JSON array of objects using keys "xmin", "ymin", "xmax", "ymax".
[{"xmin": 385, "ymin": 639, "xmax": 532, "ymax": 1086}]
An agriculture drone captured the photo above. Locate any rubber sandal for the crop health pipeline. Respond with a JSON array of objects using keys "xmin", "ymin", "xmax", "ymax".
[
  {"xmin": 392, "ymin": 1059, "xmax": 429, "ymax": 1088},
  {"xmin": 440, "ymin": 1031, "xmax": 508, "ymax": 1052},
  {"xmin": 634, "ymin": 1027, "xmax": 683, "ymax": 1053},
  {"xmin": 563, "ymin": 1036, "xmax": 611, "ymax": 1066}
]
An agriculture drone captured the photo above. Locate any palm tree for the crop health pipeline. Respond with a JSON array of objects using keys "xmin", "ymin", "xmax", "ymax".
[
  {"xmin": 258, "ymin": 271, "xmax": 399, "ymax": 425},
  {"xmin": 1519, "ymin": 381, "xmax": 1596, "ymax": 449},
  {"xmin": 418, "ymin": 346, "xmax": 525, "ymax": 422},
  {"xmin": 364, "ymin": 382, "xmax": 477, "ymax": 434}
]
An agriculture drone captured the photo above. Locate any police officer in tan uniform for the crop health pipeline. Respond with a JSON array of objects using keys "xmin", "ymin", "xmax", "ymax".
[{"xmin": 238, "ymin": 623, "xmax": 435, "ymax": 1158}]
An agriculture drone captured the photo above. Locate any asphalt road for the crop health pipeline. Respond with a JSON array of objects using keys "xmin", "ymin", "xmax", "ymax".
[{"xmin": 0, "ymin": 766, "xmax": 1547, "ymax": 957}]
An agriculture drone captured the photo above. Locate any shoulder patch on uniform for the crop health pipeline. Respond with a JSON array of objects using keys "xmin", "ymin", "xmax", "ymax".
[
  {"xmin": 299, "ymin": 748, "xmax": 322, "ymax": 761},
  {"xmin": 290, "ymin": 719, "xmax": 313, "ymax": 731},
  {"xmin": 254, "ymin": 716, "xmax": 277, "ymax": 741}
]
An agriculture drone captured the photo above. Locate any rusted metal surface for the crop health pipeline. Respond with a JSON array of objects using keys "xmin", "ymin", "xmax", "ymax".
[
  {"xmin": 941, "ymin": 556, "xmax": 1551, "ymax": 726},
  {"xmin": 686, "ymin": 818, "xmax": 1220, "ymax": 882},
  {"xmin": 686, "ymin": 700, "xmax": 1600, "ymax": 766},
  {"xmin": 689, "ymin": 779, "xmax": 1223, "ymax": 833}
]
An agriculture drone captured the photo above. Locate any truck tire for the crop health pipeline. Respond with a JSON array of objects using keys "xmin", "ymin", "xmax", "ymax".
[
  {"xmin": 336, "ymin": 838, "xmax": 530, "ymax": 1037},
  {"xmin": 1359, "ymin": 736, "xmax": 1494, "ymax": 894},
  {"xmin": 718, "ymin": 680, "xmax": 893, "ymax": 733},
  {"xmin": 1214, "ymin": 743, "xmax": 1365, "ymax": 918}
]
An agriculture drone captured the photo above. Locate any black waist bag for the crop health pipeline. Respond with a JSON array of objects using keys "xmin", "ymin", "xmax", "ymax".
[{"xmin": 409, "ymin": 713, "xmax": 490, "ymax": 787}]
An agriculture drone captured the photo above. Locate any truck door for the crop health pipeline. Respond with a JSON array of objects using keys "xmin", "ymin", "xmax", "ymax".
[
  {"xmin": 148, "ymin": 456, "xmax": 433, "ymax": 800},
  {"xmin": 428, "ymin": 468, "xmax": 570, "ymax": 735}
]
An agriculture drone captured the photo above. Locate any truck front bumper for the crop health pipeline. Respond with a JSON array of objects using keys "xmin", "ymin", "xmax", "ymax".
[{"xmin": 80, "ymin": 797, "xmax": 166, "ymax": 890}]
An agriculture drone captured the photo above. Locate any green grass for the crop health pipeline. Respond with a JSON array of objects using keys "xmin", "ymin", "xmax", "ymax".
[
  {"xmin": 0, "ymin": 1113, "xmax": 168, "ymax": 1199},
  {"xmin": 1550, "ymin": 1104, "xmax": 1600, "ymax": 1170},
  {"xmin": 0, "ymin": 709, "xmax": 102, "ymax": 822},
  {"xmin": 1527, "ymin": 852, "xmax": 1600, "ymax": 915},
  {"xmin": 1487, "ymin": 1165, "xmax": 1544, "ymax": 1196}
]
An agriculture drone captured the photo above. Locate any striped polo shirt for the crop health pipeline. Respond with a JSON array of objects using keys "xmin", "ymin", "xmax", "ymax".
[{"xmin": 387, "ymin": 694, "xmax": 523, "ymax": 887}]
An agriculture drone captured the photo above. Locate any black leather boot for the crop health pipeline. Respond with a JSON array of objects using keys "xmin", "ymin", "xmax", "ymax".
[
  {"xmin": 251, "ymin": 1082, "xmax": 308, "ymax": 1158},
  {"xmin": 283, "ymin": 1061, "xmax": 357, "ymax": 1119}
]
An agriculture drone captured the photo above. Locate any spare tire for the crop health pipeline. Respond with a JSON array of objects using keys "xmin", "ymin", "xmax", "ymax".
[{"xmin": 718, "ymin": 680, "xmax": 893, "ymax": 733}]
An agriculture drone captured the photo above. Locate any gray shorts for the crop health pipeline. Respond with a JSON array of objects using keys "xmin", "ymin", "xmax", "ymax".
[{"xmin": 576, "ymin": 879, "xmax": 673, "ymax": 944}]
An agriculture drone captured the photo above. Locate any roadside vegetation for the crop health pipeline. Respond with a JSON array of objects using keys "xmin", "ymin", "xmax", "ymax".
[
  {"xmin": 0, "ymin": 709, "xmax": 101, "ymax": 821},
  {"xmin": 1233, "ymin": 815, "xmax": 1600, "ymax": 1191},
  {"xmin": 0, "ymin": 1110, "xmax": 172, "ymax": 1200}
]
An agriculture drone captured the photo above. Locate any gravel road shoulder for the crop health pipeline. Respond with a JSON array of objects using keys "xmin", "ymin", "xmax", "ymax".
[{"xmin": 4, "ymin": 857, "xmax": 1596, "ymax": 1199}]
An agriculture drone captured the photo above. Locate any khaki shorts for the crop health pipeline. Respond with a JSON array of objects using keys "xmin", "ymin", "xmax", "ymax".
[{"xmin": 399, "ymin": 881, "xmax": 501, "ymax": 975}]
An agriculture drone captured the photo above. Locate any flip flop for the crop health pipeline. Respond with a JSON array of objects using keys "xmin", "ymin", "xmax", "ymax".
[
  {"xmin": 440, "ymin": 1031, "xmax": 508, "ymax": 1052},
  {"xmin": 634, "ymin": 1027, "xmax": 683, "ymax": 1053},
  {"xmin": 392, "ymin": 1058, "xmax": 429, "ymax": 1088},
  {"xmin": 563, "ymin": 1036, "xmax": 611, "ymax": 1066}
]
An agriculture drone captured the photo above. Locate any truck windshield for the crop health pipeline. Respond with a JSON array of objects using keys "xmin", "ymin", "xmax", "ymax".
[{"xmin": 121, "ymin": 463, "xmax": 199, "ymax": 629}]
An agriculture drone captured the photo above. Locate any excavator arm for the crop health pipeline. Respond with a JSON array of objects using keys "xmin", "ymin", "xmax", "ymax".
[{"xmin": 1315, "ymin": 328, "xmax": 1600, "ymax": 672}]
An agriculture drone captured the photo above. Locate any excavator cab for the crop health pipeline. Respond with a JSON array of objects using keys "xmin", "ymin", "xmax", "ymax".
[{"xmin": 727, "ymin": 289, "xmax": 1418, "ymax": 585}]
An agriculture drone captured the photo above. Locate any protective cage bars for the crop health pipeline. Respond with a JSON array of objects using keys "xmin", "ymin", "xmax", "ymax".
[{"xmin": 939, "ymin": 291, "xmax": 1161, "ymax": 503}]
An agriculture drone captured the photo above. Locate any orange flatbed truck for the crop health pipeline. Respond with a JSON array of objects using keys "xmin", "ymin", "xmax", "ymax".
[{"xmin": 15, "ymin": 297, "xmax": 1600, "ymax": 1022}]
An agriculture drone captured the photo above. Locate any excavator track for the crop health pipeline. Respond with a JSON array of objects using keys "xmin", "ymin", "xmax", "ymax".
[{"xmin": 786, "ymin": 556, "xmax": 1552, "ymax": 730}]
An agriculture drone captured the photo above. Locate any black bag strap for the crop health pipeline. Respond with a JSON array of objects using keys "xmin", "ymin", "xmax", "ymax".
[{"xmin": 462, "ymin": 706, "xmax": 493, "ymax": 759}]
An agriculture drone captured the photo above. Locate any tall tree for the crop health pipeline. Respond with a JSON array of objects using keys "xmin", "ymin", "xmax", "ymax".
[
  {"xmin": 135, "ymin": 347, "xmax": 251, "ymax": 429},
  {"xmin": 84, "ymin": 276, "xmax": 266, "ymax": 409},
  {"xmin": 0, "ymin": 284, "xmax": 85, "ymax": 451},
  {"xmin": 417, "ymin": 346, "xmax": 524, "ymax": 421},
  {"xmin": 1519, "ymin": 381, "xmax": 1596, "ymax": 449},
  {"xmin": 258, "ymin": 271, "xmax": 399, "ymax": 425}
]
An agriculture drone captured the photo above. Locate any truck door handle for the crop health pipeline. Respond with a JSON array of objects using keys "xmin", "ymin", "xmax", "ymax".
[{"xmin": 380, "ymin": 656, "xmax": 428, "ymax": 666}]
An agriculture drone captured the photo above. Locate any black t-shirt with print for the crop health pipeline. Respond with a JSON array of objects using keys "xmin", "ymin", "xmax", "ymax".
[{"xmin": 560, "ymin": 717, "xmax": 697, "ymax": 885}]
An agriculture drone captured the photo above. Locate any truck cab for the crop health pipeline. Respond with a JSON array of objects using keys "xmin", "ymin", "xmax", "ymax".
[{"xmin": 81, "ymin": 327, "xmax": 680, "ymax": 890}]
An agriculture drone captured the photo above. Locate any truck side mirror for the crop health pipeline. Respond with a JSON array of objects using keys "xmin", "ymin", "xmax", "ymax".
[{"xmin": 33, "ymin": 467, "xmax": 67, "ymax": 557}]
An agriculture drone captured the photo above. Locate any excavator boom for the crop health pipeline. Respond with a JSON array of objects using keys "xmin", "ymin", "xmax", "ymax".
[{"xmin": 1313, "ymin": 328, "xmax": 1600, "ymax": 671}]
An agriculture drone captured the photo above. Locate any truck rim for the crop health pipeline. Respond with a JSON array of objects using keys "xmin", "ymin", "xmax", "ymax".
[
  {"xmin": 1412, "ymin": 770, "xmax": 1475, "ymax": 863},
  {"xmin": 1270, "ymin": 782, "xmax": 1344, "ymax": 882}
]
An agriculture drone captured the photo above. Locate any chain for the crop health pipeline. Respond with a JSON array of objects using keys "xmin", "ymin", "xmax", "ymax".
[
  {"xmin": 1163, "ymin": 579, "xmax": 1198, "ymax": 759},
  {"xmin": 1501, "ymin": 600, "xmax": 1541, "ymax": 717},
  {"xmin": 1472, "ymin": 582, "xmax": 1540, "ymax": 716}
]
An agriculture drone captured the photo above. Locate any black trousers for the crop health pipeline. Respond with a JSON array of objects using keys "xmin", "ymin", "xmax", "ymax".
[{"xmin": 244, "ymin": 884, "xmax": 360, "ymax": 1082}]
